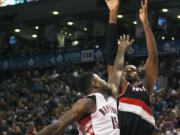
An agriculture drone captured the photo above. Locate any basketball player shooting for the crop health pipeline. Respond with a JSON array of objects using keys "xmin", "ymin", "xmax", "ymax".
[{"xmin": 106, "ymin": 0, "xmax": 158, "ymax": 134}]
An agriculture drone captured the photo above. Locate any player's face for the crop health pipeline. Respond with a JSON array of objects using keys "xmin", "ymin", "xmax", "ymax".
[{"xmin": 123, "ymin": 65, "xmax": 138, "ymax": 82}]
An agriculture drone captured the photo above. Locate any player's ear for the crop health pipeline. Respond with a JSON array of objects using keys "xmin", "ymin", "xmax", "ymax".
[
  {"xmin": 91, "ymin": 78, "xmax": 99, "ymax": 88},
  {"xmin": 91, "ymin": 79, "xmax": 96, "ymax": 87}
]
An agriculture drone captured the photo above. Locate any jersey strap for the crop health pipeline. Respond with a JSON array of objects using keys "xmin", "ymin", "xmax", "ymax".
[{"xmin": 117, "ymin": 82, "xmax": 128, "ymax": 97}]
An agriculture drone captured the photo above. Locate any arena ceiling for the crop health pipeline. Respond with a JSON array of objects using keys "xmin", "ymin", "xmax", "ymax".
[{"xmin": 0, "ymin": 0, "xmax": 179, "ymax": 40}]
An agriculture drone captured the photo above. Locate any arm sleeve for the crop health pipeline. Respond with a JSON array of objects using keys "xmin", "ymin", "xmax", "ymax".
[{"xmin": 106, "ymin": 23, "xmax": 118, "ymax": 65}]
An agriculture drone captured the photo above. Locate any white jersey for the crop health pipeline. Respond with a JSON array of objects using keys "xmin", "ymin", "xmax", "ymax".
[{"xmin": 77, "ymin": 93, "xmax": 119, "ymax": 135}]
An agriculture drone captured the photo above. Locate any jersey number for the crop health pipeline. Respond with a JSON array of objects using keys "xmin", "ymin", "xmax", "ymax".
[{"xmin": 111, "ymin": 116, "xmax": 119, "ymax": 129}]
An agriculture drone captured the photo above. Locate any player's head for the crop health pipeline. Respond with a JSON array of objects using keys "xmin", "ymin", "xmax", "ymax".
[
  {"xmin": 123, "ymin": 65, "xmax": 139, "ymax": 84},
  {"xmin": 77, "ymin": 72, "xmax": 110, "ymax": 95}
]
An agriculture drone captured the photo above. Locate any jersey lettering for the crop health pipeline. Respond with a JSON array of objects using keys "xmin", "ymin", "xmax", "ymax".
[
  {"xmin": 132, "ymin": 86, "xmax": 146, "ymax": 92},
  {"xmin": 99, "ymin": 105, "xmax": 117, "ymax": 116}
]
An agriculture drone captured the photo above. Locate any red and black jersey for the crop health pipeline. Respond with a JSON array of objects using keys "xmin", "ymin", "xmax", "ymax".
[{"xmin": 117, "ymin": 82, "xmax": 155, "ymax": 135}]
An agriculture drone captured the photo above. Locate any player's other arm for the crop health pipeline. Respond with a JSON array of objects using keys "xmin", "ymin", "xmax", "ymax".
[
  {"xmin": 108, "ymin": 35, "xmax": 134, "ymax": 96},
  {"xmin": 38, "ymin": 98, "xmax": 96, "ymax": 135},
  {"xmin": 139, "ymin": 0, "xmax": 158, "ymax": 97},
  {"xmin": 105, "ymin": 0, "xmax": 134, "ymax": 95},
  {"xmin": 105, "ymin": 0, "xmax": 119, "ymax": 78}
]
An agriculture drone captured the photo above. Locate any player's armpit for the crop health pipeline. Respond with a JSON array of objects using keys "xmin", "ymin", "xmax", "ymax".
[{"xmin": 38, "ymin": 98, "xmax": 96, "ymax": 135}]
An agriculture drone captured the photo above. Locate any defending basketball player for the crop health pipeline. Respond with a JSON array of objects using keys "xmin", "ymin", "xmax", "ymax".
[
  {"xmin": 38, "ymin": 33, "xmax": 134, "ymax": 135},
  {"xmin": 106, "ymin": 0, "xmax": 158, "ymax": 135}
]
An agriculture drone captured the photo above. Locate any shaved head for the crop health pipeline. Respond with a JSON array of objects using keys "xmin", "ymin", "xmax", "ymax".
[{"xmin": 124, "ymin": 65, "xmax": 137, "ymax": 70}]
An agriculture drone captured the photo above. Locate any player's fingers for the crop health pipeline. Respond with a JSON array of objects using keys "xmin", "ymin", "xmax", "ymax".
[
  {"xmin": 145, "ymin": 0, "xmax": 148, "ymax": 7},
  {"xmin": 141, "ymin": 1, "xmax": 144, "ymax": 11},
  {"xmin": 139, "ymin": 9, "xmax": 143, "ymax": 14},
  {"xmin": 143, "ymin": 2, "xmax": 146, "ymax": 11},
  {"xmin": 129, "ymin": 39, "xmax": 135, "ymax": 46},
  {"xmin": 118, "ymin": 39, "xmax": 121, "ymax": 45},
  {"xmin": 120, "ymin": 36, "xmax": 123, "ymax": 41},
  {"xmin": 144, "ymin": 0, "xmax": 148, "ymax": 12},
  {"xmin": 126, "ymin": 35, "xmax": 129, "ymax": 42},
  {"xmin": 123, "ymin": 34, "xmax": 126, "ymax": 41},
  {"xmin": 126, "ymin": 39, "xmax": 135, "ymax": 50}
]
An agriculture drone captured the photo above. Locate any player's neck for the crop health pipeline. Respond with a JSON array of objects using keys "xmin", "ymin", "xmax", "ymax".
[
  {"xmin": 128, "ymin": 80, "xmax": 138, "ymax": 86},
  {"xmin": 87, "ymin": 89, "xmax": 108, "ymax": 98}
]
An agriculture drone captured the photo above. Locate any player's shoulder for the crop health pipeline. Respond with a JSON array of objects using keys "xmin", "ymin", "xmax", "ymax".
[
  {"xmin": 73, "ymin": 97, "xmax": 96, "ymax": 114},
  {"xmin": 75, "ymin": 97, "xmax": 95, "ymax": 106}
]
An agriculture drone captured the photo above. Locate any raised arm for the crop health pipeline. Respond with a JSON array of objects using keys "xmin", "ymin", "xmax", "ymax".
[
  {"xmin": 105, "ymin": 0, "xmax": 119, "ymax": 78},
  {"xmin": 108, "ymin": 35, "xmax": 134, "ymax": 96},
  {"xmin": 106, "ymin": 0, "xmax": 119, "ymax": 24},
  {"xmin": 38, "ymin": 98, "xmax": 95, "ymax": 135},
  {"xmin": 139, "ymin": 0, "xmax": 158, "ymax": 97}
]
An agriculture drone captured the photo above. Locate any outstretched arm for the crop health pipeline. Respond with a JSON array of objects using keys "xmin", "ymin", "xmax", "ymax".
[
  {"xmin": 139, "ymin": 0, "xmax": 158, "ymax": 97},
  {"xmin": 108, "ymin": 35, "xmax": 134, "ymax": 96},
  {"xmin": 106, "ymin": 0, "xmax": 119, "ymax": 24},
  {"xmin": 105, "ymin": 0, "xmax": 119, "ymax": 78},
  {"xmin": 38, "ymin": 98, "xmax": 95, "ymax": 135}
]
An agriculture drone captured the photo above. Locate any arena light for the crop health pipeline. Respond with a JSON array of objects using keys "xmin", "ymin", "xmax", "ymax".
[
  {"xmin": 72, "ymin": 40, "xmax": 79, "ymax": 46},
  {"xmin": 52, "ymin": 11, "xmax": 59, "ymax": 15},
  {"xmin": 14, "ymin": 29, "xmax": 21, "ymax": 33},
  {"xmin": 95, "ymin": 45, "xmax": 99, "ymax": 48},
  {"xmin": 117, "ymin": 14, "xmax": 123, "ymax": 19},
  {"xmin": 69, "ymin": 33, "xmax": 72, "ymax": 36},
  {"xmin": 161, "ymin": 36, "xmax": 165, "ymax": 40},
  {"xmin": 35, "ymin": 26, "xmax": 39, "ymax": 30},
  {"xmin": 67, "ymin": 21, "xmax": 74, "ymax": 26},
  {"xmin": 65, "ymin": 32, "xmax": 68, "ymax": 35},
  {"xmin": 32, "ymin": 34, "xmax": 38, "ymax": 38},
  {"xmin": 84, "ymin": 27, "xmax": 88, "ymax": 31},
  {"xmin": 162, "ymin": 9, "xmax": 168, "ymax": 13},
  {"xmin": 177, "ymin": 15, "xmax": 180, "ymax": 19},
  {"xmin": 133, "ymin": 21, "xmax": 137, "ymax": 25},
  {"xmin": 172, "ymin": 37, "xmax": 175, "ymax": 40}
]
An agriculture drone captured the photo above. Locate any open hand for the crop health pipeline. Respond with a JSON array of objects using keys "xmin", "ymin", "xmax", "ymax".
[{"xmin": 118, "ymin": 35, "xmax": 135, "ymax": 51}]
